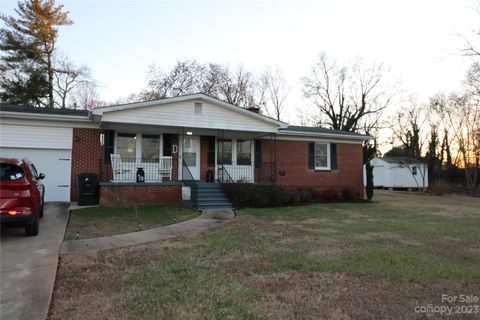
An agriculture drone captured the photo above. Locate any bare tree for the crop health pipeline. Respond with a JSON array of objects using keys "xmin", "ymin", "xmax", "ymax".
[
  {"xmin": 53, "ymin": 54, "xmax": 90, "ymax": 109},
  {"xmin": 142, "ymin": 60, "xmax": 266, "ymax": 109},
  {"xmin": 429, "ymin": 93, "xmax": 454, "ymax": 166},
  {"xmin": 216, "ymin": 64, "xmax": 256, "ymax": 108},
  {"xmin": 443, "ymin": 92, "xmax": 480, "ymax": 190},
  {"xmin": 295, "ymin": 106, "xmax": 321, "ymax": 127},
  {"xmin": 302, "ymin": 53, "xmax": 395, "ymax": 132},
  {"xmin": 145, "ymin": 60, "xmax": 207, "ymax": 99},
  {"xmin": 113, "ymin": 92, "xmax": 144, "ymax": 105},
  {"xmin": 72, "ymin": 81, "xmax": 105, "ymax": 110},
  {"xmin": 458, "ymin": 2, "xmax": 480, "ymax": 57},
  {"xmin": 260, "ymin": 67, "xmax": 289, "ymax": 121},
  {"xmin": 389, "ymin": 98, "xmax": 427, "ymax": 159}
]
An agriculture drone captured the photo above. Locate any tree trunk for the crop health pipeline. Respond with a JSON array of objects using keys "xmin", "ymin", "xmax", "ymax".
[{"xmin": 48, "ymin": 52, "xmax": 54, "ymax": 108}]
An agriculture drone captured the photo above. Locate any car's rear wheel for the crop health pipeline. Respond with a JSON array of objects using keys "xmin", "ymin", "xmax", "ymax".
[{"xmin": 25, "ymin": 217, "xmax": 39, "ymax": 236}]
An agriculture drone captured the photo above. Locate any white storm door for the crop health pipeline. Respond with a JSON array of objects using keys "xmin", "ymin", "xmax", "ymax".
[{"xmin": 182, "ymin": 136, "xmax": 200, "ymax": 180}]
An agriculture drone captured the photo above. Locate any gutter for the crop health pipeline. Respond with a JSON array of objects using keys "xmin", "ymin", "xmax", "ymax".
[
  {"xmin": 0, "ymin": 111, "xmax": 93, "ymax": 123},
  {"xmin": 278, "ymin": 129, "xmax": 372, "ymax": 141}
]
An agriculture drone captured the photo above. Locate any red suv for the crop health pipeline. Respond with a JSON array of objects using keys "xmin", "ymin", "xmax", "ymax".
[{"xmin": 0, "ymin": 158, "xmax": 45, "ymax": 236}]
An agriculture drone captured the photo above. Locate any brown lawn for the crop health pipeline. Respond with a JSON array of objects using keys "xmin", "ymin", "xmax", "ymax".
[{"xmin": 49, "ymin": 191, "xmax": 480, "ymax": 319}]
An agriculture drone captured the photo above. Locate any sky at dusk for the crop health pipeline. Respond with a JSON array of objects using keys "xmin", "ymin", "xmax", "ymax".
[{"xmin": 1, "ymin": 0, "xmax": 479, "ymax": 124}]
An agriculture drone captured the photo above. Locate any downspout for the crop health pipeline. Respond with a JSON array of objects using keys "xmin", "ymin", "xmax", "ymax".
[
  {"xmin": 270, "ymin": 133, "xmax": 274, "ymax": 183},
  {"xmin": 274, "ymin": 133, "xmax": 277, "ymax": 184}
]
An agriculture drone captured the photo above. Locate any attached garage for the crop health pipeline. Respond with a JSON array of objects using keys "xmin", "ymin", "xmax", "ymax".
[
  {"xmin": 0, "ymin": 106, "xmax": 91, "ymax": 202},
  {"xmin": 0, "ymin": 124, "xmax": 72, "ymax": 202}
]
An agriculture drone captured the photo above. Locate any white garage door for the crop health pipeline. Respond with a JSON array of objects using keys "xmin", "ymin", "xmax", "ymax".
[
  {"xmin": 0, "ymin": 148, "xmax": 72, "ymax": 202},
  {"xmin": 0, "ymin": 124, "xmax": 73, "ymax": 202}
]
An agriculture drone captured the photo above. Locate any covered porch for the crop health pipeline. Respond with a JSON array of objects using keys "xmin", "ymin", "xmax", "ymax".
[{"xmin": 98, "ymin": 122, "xmax": 278, "ymax": 185}]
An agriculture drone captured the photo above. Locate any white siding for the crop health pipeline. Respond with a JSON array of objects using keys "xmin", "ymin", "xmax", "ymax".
[
  {"xmin": 0, "ymin": 124, "xmax": 72, "ymax": 149},
  {"xmin": 389, "ymin": 164, "xmax": 429, "ymax": 188},
  {"xmin": 101, "ymin": 101, "xmax": 278, "ymax": 133}
]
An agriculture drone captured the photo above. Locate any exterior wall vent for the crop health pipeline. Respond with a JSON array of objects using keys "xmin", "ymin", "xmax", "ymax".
[{"xmin": 195, "ymin": 102, "xmax": 202, "ymax": 114}]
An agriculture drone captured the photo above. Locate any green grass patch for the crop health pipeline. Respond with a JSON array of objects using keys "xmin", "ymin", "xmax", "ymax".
[
  {"xmin": 253, "ymin": 246, "xmax": 480, "ymax": 284},
  {"xmin": 236, "ymin": 191, "xmax": 480, "ymax": 283},
  {"xmin": 65, "ymin": 204, "xmax": 198, "ymax": 240},
  {"xmin": 124, "ymin": 259, "xmax": 262, "ymax": 320}
]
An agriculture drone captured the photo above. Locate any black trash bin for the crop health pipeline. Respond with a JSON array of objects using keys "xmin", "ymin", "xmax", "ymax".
[
  {"xmin": 206, "ymin": 170, "xmax": 214, "ymax": 183},
  {"xmin": 77, "ymin": 173, "xmax": 99, "ymax": 206}
]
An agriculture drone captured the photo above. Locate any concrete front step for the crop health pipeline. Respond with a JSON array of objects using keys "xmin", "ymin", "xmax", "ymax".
[
  {"xmin": 196, "ymin": 190, "xmax": 223, "ymax": 195},
  {"xmin": 196, "ymin": 187, "xmax": 223, "ymax": 192},
  {"xmin": 197, "ymin": 201, "xmax": 232, "ymax": 207},
  {"xmin": 196, "ymin": 196, "xmax": 230, "ymax": 202},
  {"xmin": 191, "ymin": 183, "xmax": 233, "ymax": 211},
  {"xmin": 197, "ymin": 205, "xmax": 234, "ymax": 210}
]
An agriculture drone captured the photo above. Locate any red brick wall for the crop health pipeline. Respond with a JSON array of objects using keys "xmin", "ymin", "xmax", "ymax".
[
  {"xmin": 71, "ymin": 129, "xmax": 363, "ymax": 202},
  {"xmin": 262, "ymin": 139, "xmax": 364, "ymax": 196},
  {"xmin": 200, "ymin": 136, "xmax": 215, "ymax": 182},
  {"xmin": 169, "ymin": 134, "xmax": 179, "ymax": 182},
  {"xmin": 71, "ymin": 128, "xmax": 103, "ymax": 201},
  {"xmin": 99, "ymin": 185, "xmax": 182, "ymax": 207}
]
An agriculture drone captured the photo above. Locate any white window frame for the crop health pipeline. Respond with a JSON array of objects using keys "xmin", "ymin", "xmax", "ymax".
[
  {"xmin": 114, "ymin": 132, "xmax": 163, "ymax": 160},
  {"xmin": 236, "ymin": 139, "xmax": 253, "ymax": 166},
  {"xmin": 217, "ymin": 138, "xmax": 233, "ymax": 165},
  {"xmin": 314, "ymin": 142, "xmax": 331, "ymax": 170}
]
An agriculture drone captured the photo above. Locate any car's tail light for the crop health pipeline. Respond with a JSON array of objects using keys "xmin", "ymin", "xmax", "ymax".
[
  {"xmin": 6, "ymin": 183, "xmax": 30, "ymax": 191},
  {"xmin": 1, "ymin": 207, "xmax": 32, "ymax": 215}
]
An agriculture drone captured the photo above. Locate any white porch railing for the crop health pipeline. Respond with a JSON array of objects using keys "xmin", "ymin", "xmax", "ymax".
[
  {"xmin": 217, "ymin": 161, "xmax": 254, "ymax": 183},
  {"xmin": 110, "ymin": 154, "xmax": 172, "ymax": 182}
]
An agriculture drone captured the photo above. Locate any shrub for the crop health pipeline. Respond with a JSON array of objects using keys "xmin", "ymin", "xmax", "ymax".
[
  {"xmin": 319, "ymin": 188, "xmax": 341, "ymax": 202},
  {"xmin": 341, "ymin": 187, "xmax": 360, "ymax": 202},
  {"xmin": 287, "ymin": 188, "xmax": 315, "ymax": 206},
  {"xmin": 222, "ymin": 184, "xmax": 361, "ymax": 208},
  {"xmin": 221, "ymin": 183, "xmax": 291, "ymax": 209}
]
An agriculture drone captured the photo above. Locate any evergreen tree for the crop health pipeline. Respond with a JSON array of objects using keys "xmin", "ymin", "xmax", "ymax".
[
  {"xmin": 366, "ymin": 160, "xmax": 374, "ymax": 202},
  {"xmin": 0, "ymin": 0, "xmax": 72, "ymax": 107}
]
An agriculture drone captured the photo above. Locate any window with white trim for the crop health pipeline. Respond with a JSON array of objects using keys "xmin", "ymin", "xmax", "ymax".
[
  {"xmin": 236, "ymin": 140, "xmax": 251, "ymax": 165},
  {"xmin": 142, "ymin": 135, "xmax": 160, "ymax": 160},
  {"xmin": 117, "ymin": 133, "xmax": 136, "ymax": 159},
  {"xmin": 314, "ymin": 142, "xmax": 330, "ymax": 170},
  {"xmin": 217, "ymin": 139, "xmax": 232, "ymax": 165}
]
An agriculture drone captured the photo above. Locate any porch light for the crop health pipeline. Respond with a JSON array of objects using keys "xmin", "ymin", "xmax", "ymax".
[
  {"xmin": 100, "ymin": 133, "xmax": 105, "ymax": 146},
  {"xmin": 186, "ymin": 131, "xmax": 193, "ymax": 136}
]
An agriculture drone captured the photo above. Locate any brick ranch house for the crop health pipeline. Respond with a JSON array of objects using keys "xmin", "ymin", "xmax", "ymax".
[{"xmin": 0, "ymin": 93, "xmax": 369, "ymax": 208}]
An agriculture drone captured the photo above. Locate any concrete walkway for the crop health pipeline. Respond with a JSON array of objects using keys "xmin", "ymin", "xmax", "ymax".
[
  {"xmin": 60, "ymin": 209, "xmax": 234, "ymax": 254},
  {"xmin": 1, "ymin": 203, "xmax": 69, "ymax": 320}
]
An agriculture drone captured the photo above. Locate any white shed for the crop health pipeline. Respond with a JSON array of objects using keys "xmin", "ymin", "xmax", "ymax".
[{"xmin": 363, "ymin": 157, "xmax": 428, "ymax": 189}]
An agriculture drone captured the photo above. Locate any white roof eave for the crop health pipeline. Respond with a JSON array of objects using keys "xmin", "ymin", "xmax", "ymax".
[
  {"xmin": 277, "ymin": 130, "xmax": 372, "ymax": 141},
  {"xmin": 0, "ymin": 111, "xmax": 92, "ymax": 123}
]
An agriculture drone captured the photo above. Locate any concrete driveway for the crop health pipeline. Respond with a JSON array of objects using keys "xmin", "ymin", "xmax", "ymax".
[{"xmin": 1, "ymin": 203, "xmax": 69, "ymax": 320}]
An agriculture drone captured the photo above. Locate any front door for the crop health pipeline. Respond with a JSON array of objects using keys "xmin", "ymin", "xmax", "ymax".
[{"xmin": 181, "ymin": 136, "xmax": 200, "ymax": 180}]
